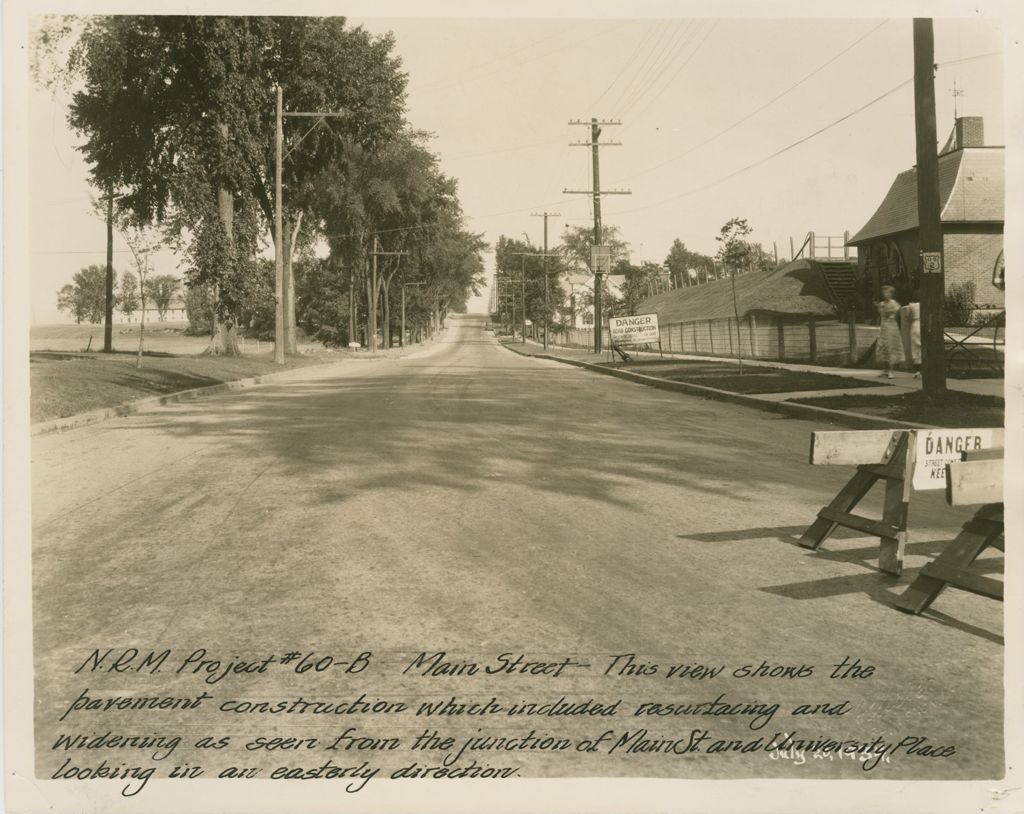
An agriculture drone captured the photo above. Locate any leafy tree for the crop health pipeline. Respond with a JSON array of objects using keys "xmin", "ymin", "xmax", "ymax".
[
  {"xmin": 664, "ymin": 238, "xmax": 715, "ymax": 287},
  {"xmin": 56, "ymin": 265, "xmax": 108, "ymax": 324},
  {"xmin": 715, "ymin": 217, "xmax": 756, "ymax": 275},
  {"xmin": 119, "ymin": 270, "xmax": 139, "ymax": 319},
  {"xmin": 184, "ymin": 283, "xmax": 217, "ymax": 335},
  {"xmin": 145, "ymin": 275, "xmax": 181, "ymax": 321},
  {"xmin": 494, "ymin": 235, "xmax": 567, "ymax": 335},
  {"xmin": 617, "ymin": 261, "xmax": 669, "ymax": 315},
  {"xmin": 559, "ymin": 224, "xmax": 629, "ymax": 271},
  {"xmin": 48, "ymin": 16, "xmax": 409, "ymax": 356}
]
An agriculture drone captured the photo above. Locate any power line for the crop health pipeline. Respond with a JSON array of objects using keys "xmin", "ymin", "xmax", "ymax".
[
  {"xmin": 624, "ymin": 21, "xmax": 717, "ymax": 123},
  {"xmin": 588, "ymin": 23, "xmax": 661, "ymax": 112},
  {"xmin": 606, "ymin": 49, "xmax": 1001, "ymax": 218},
  {"xmin": 614, "ymin": 19, "xmax": 888, "ymax": 183},
  {"xmin": 605, "ymin": 25, "xmax": 688, "ymax": 117},
  {"xmin": 613, "ymin": 23, "xmax": 696, "ymax": 119},
  {"xmin": 610, "ymin": 76, "xmax": 914, "ymax": 217}
]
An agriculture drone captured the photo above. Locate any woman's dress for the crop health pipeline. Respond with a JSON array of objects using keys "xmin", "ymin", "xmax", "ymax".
[{"xmin": 877, "ymin": 299, "xmax": 905, "ymax": 365}]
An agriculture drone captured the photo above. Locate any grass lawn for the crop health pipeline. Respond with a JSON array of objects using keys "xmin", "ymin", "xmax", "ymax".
[
  {"xmin": 596, "ymin": 359, "xmax": 888, "ymax": 394},
  {"xmin": 30, "ymin": 350, "xmax": 340, "ymax": 423},
  {"xmin": 791, "ymin": 390, "xmax": 1004, "ymax": 428}
]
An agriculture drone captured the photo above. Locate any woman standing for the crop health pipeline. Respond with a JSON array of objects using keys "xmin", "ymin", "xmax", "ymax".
[
  {"xmin": 876, "ymin": 285, "xmax": 905, "ymax": 378},
  {"xmin": 899, "ymin": 291, "xmax": 922, "ymax": 377}
]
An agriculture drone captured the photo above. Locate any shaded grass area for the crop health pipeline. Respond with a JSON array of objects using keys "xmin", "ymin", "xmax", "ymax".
[
  {"xmin": 30, "ymin": 350, "xmax": 338, "ymax": 422},
  {"xmin": 791, "ymin": 390, "xmax": 1004, "ymax": 428},
  {"xmin": 596, "ymin": 359, "xmax": 887, "ymax": 395}
]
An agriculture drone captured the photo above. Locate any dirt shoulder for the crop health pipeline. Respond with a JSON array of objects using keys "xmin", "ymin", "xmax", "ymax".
[{"xmin": 30, "ymin": 350, "xmax": 343, "ymax": 423}]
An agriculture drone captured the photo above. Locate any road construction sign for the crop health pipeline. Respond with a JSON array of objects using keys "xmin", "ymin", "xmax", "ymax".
[
  {"xmin": 912, "ymin": 428, "xmax": 1003, "ymax": 490},
  {"xmin": 609, "ymin": 313, "xmax": 660, "ymax": 345}
]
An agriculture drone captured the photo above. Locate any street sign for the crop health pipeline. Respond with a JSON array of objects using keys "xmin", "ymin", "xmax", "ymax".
[
  {"xmin": 912, "ymin": 428, "xmax": 1004, "ymax": 490},
  {"xmin": 921, "ymin": 251, "xmax": 942, "ymax": 274},
  {"xmin": 590, "ymin": 245, "xmax": 612, "ymax": 275},
  {"xmin": 608, "ymin": 313, "xmax": 660, "ymax": 345}
]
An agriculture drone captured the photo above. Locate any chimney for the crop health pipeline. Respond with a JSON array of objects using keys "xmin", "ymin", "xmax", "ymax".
[{"xmin": 955, "ymin": 116, "xmax": 984, "ymax": 149}]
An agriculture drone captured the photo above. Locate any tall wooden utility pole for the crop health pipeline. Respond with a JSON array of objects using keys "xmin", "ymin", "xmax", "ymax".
[
  {"xmin": 564, "ymin": 118, "xmax": 630, "ymax": 353},
  {"xmin": 274, "ymin": 85, "xmax": 347, "ymax": 363},
  {"xmin": 531, "ymin": 211, "xmax": 560, "ymax": 350},
  {"xmin": 913, "ymin": 18, "xmax": 946, "ymax": 395},
  {"xmin": 103, "ymin": 184, "xmax": 114, "ymax": 353}
]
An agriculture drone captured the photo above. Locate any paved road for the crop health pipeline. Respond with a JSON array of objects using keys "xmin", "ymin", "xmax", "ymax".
[{"xmin": 31, "ymin": 315, "xmax": 1002, "ymax": 788}]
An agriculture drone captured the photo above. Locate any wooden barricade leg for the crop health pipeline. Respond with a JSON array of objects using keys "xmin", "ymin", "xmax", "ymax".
[
  {"xmin": 797, "ymin": 469, "xmax": 878, "ymax": 550},
  {"xmin": 895, "ymin": 504, "xmax": 1004, "ymax": 614},
  {"xmin": 799, "ymin": 432, "xmax": 912, "ymax": 574}
]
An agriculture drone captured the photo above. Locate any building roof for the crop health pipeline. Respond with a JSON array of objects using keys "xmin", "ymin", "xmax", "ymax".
[
  {"xmin": 848, "ymin": 147, "xmax": 1004, "ymax": 244},
  {"xmin": 637, "ymin": 258, "xmax": 845, "ymax": 323}
]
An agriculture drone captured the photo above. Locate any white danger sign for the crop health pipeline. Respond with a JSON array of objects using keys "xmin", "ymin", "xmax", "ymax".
[
  {"xmin": 609, "ymin": 313, "xmax": 660, "ymax": 345},
  {"xmin": 913, "ymin": 428, "xmax": 1002, "ymax": 490}
]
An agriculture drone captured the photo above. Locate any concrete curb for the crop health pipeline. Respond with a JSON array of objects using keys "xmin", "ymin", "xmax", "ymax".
[
  {"xmin": 31, "ymin": 363, "xmax": 336, "ymax": 437},
  {"xmin": 500, "ymin": 341, "xmax": 933, "ymax": 431}
]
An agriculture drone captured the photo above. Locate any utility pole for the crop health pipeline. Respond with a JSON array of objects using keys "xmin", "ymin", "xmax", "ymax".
[
  {"xmin": 104, "ymin": 184, "xmax": 114, "ymax": 353},
  {"xmin": 274, "ymin": 85, "xmax": 284, "ymax": 364},
  {"xmin": 531, "ymin": 211, "xmax": 560, "ymax": 350},
  {"xmin": 514, "ymin": 248, "xmax": 561, "ymax": 349},
  {"xmin": 564, "ymin": 118, "xmax": 631, "ymax": 353},
  {"xmin": 913, "ymin": 19, "xmax": 947, "ymax": 395},
  {"xmin": 274, "ymin": 85, "xmax": 347, "ymax": 364}
]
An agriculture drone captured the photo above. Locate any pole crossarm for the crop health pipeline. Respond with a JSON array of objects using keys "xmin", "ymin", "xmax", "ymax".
[
  {"xmin": 568, "ymin": 119, "xmax": 622, "ymax": 126},
  {"xmin": 562, "ymin": 189, "xmax": 631, "ymax": 195},
  {"xmin": 569, "ymin": 141, "xmax": 622, "ymax": 147}
]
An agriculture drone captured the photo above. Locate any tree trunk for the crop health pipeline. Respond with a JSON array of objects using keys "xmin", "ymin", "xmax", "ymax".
[
  {"xmin": 283, "ymin": 212, "xmax": 303, "ymax": 356},
  {"xmin": 136, "ymin": 276, "xmax": 146, "ymax": 370},
  {"xmin": 206, "ymin": 185, "xmax": 241, "ymax": 356},
  {"xmin": 381, "ymin": 278, "xmax": 391, "ymax": 349},
  {"xmin": 348, "ymin": 262, "xmax": 358, "ymax": 346},
  {"xmin": 366, "ymin": 251, "xmax": 379, "ymax": 352}
]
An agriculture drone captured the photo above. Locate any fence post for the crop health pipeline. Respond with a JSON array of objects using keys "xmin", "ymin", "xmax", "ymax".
[
  {"xmin": 749, "ymin": 314, "xmax": 759, "ymax": 357},
  {"xmin": 678, "ymin": 323, "xmax": 685, "ymax": 353},
  {"xmin": 847, "ymin": 309, "xmax": 857, "ymax": 365},
  {"xmin": 728, "ymin": 318, "xmax": 734, "ymax": 354},
  {"xmin": 777, "ymin": 320, "xmax": 786, "ymax": 361},
  {"xmin": 692, "ymin": 322, "xmax": 697, "ymax": 352},
  {"xmin": 708, "ymin": 321, "xmax": 715, "ymax": 355},
  {"xmin": 809, "ymin": 314, "xmax": 817, "ymax": 363}
]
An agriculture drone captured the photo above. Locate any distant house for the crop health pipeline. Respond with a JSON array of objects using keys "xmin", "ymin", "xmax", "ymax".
[
  {"xmin": 846, "ymin": 116, "xmax": 1004, "ymax": 309},
  {"xmin": 114, "ymin": 295, "xmax": 188, "ymax": 324}
]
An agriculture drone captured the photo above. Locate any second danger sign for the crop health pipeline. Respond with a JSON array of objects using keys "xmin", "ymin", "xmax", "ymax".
[{"xmin": 609, "ymin": 313, "xmax": 660, "ymax": 345}]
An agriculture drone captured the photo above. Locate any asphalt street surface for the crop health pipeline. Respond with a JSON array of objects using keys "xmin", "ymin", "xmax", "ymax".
[{"xmin": 32, "ymin": 315, "xmax": 1003, "ymax": 787}]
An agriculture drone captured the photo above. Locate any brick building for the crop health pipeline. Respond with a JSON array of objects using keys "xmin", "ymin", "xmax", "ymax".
[{"xmin": 847, "ymin": 116, "xmax": 1004, "ymax": 310}]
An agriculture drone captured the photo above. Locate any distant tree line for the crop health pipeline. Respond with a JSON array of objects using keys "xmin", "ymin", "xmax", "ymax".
[{"xmin": 57, "ymin": 266, "xmax": 181, "ymax": 324}]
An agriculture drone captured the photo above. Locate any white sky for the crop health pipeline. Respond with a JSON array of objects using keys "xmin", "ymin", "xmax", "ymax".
[{"xmin": 28, "ymin": 12, "xmax": 1005, "ymax": 322}]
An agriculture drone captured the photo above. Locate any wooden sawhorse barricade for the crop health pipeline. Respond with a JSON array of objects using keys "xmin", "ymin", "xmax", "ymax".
[
  {"xmin": 798, "ymin": 428, "xmax": 1004, "ymax": 576},
  {"xmin": 895, "ymin": 457, "xmax": 1004, "ymax": 614}
]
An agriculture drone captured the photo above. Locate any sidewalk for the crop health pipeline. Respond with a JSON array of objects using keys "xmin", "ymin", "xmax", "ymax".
[
  {"xmin": 500, "ymin": 336, "xmax": 1003, "ymax": 431},
  {"xmin": 513, "ymin": 337, "xmax": 1004, "ymax": 399}
]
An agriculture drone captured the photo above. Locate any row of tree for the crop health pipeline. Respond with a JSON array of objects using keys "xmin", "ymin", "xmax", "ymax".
[
  {"xmin": 36, "ymin": 16, "xmax": 485, "ymax": 355},
  {"xmin": 492, "ymin": 217, "xmax": 786, "ymax": 330},
  {"xmin": 57, "ymin": 266, "xmax": 181, "ymax": 324}
]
